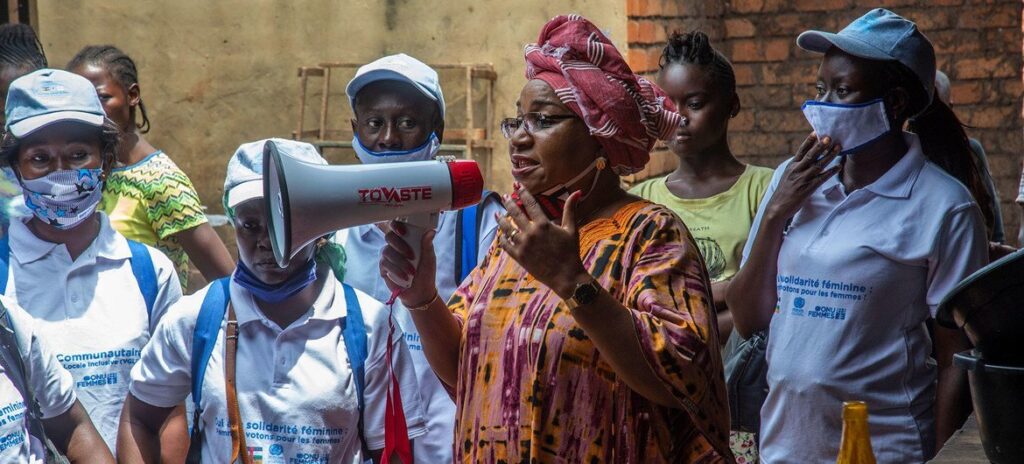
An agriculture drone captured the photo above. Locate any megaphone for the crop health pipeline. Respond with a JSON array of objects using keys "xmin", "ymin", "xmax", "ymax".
[{"xmin": 263, "ymin": 140, "xmax": 484, "ymax": 288}]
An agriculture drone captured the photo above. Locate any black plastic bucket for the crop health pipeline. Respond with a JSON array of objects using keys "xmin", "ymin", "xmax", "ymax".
[
  {"xmin": 937, "ymin": 250, "xmax": 1024, "ymax": 364},
  {"xmin": 954, "ymin": 350, "xmax": 1024, "ymax": 463}
]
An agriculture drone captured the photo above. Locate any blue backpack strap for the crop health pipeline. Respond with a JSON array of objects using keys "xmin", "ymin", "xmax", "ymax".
[
  {"xmin": 126, "ymin": 240, "xmax": 158, "ymax": 318},
  {"xmin": 341, "ymin": 283, "xmax": 368, "ymax": 410},
  {"xmin": 457, "ymin": 205, "xmax": 477, "ymax": 283},
  {"xmin": 340, "ymin": 283, "xmax": 371, "ymax": 453},
  {"xmin": 190, "ymin": 277, "xmax": 231, "ymax": 422},
  {"xmin": 0, "ymin": 236, "xmax": 9, "ymax": 295},
  {"xmin": 456, "ymin": 190, "xmax": 498, "ymax": 282}
]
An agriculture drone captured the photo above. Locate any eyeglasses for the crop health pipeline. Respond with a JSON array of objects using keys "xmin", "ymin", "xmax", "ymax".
[{"xmin": 500, "ymin": 112, "xmax": 577, "ymax": 139}]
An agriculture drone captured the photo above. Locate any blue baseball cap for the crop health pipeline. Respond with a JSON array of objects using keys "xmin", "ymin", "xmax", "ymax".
[
  {"xmin": 224, "ymin": 138, "xmax": 327, "ymax": 210},
  {"xmin": 5, "ymin": 68, "xmax": 106, "ymax": 138},
  {"xmin": 797, "ymin": 8, "xmax": 936, "ymax": 104},
  {"xmin": 346, "ymin": 53, "xmax": 445, "ymax": 118}
]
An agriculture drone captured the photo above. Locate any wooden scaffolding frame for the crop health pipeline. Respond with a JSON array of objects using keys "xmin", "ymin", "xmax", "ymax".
[{"xmin": 292, "ymin": 62, "xmax": 497, "ymax": 161}]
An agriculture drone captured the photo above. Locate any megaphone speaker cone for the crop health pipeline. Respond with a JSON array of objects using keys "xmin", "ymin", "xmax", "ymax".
[{"xmin": 264, "ymin": 141, "xmax": 294, "ymax": 268}]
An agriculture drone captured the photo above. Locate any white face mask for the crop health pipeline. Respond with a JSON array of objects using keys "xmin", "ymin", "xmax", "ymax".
[
  {"xmin": 352, "ymin": 132, "xmax": 440, "ymax": 164},
  {"xmin": 541, "ymin": 156, "xmax": 606, "ymax": 199},
  {"xmin": 514, "ymin": 156, "xmax": 607, "ymax": 221},
  {"xmin": 801, "ymin": 99, "xmax": 891, "ymax": 155}
]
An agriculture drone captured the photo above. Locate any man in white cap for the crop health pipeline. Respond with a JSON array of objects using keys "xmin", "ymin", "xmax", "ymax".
[{"xmin": 338, "ymin": 54, "xmax": 503, "ymax": 463}]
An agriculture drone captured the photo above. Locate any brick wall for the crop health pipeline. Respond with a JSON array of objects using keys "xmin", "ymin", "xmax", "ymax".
[{"xmin": 626, "ymin": 0, "xmax": 1023, "ymax": 244}]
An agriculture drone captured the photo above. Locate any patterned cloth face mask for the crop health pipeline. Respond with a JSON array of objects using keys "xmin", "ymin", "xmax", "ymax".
[{"xmin": 20, "ymin": 168, "xmax": 104, "ymax": 230}]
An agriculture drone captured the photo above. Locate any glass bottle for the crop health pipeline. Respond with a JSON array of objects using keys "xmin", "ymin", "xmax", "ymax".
[{"xmin": 836, "ymin": 401, "xmax": 876, "ymax": 464}]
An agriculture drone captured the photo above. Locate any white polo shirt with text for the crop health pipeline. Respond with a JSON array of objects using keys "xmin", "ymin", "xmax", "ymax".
[
  {"xmin": 130, "ymin": 276, "xmax": 426, "ymax": 464},
  {"xmin": 4, "ymin": 213, "xmax": 181, "ymax": 451},
  {"xmin": 0, "ymin": 296, "xmax": 77, "ymax": 463},
  {"xmin": 744, "ymin": 133, "xmax": 987, "ymax": 463}
]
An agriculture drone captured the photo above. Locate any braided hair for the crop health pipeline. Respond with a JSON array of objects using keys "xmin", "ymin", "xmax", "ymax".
[
  {"xmin": 660, "ymin": 31, "xmax": 736, "ymax": 97},
  {"xmin": 67, "ymin": 45, "xmax": 150, "ymax": 133},
  {"xmin": 0, "ymin": 23, "xmax": 46, "ymax": 71}
]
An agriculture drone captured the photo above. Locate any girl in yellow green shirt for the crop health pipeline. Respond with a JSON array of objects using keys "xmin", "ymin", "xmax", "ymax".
[
  {"xmin": 628, "ymin": 31, "xmax": 771, "ymax": 462},
  {"xmin": 630, "ymin": 31, "xmax": 773, "ymax": 336},
  {"xmin": 68, "ymin": 45, "xmax": 234, "ymax": 289}
]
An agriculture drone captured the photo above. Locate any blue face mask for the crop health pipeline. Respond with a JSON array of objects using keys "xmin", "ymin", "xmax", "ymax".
[
  {"xmin": 233, "ymin": 258, "xmax": 318, "ymax": 303},
  {"xmin": 352, "ymin": 132, "xmax": 440, "ymax": 164}
]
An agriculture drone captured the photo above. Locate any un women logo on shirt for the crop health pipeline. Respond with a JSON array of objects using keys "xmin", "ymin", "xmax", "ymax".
[
  {"xmin": 0, "ymin": 431, "xmax": 24, "ymax": 452},
  {"xmin": 792, "ymin": 297, "xmax": 806, "ymax": 316},
  {"xmin": 77, "ymin": 372, "xmax": 118, "ymax": 388}
]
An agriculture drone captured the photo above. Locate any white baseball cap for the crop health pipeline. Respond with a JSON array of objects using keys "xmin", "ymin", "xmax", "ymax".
[
  {"xmin": 346, "ymin": 53, "xmax": 445, "ymax": 118},
  {"xmin": 5, "ymin": 69, "xmax": 106, "ymax": 138},
  {"xmin": 224, "ymin": 138, "xmax": 326, "ymax": 211}
]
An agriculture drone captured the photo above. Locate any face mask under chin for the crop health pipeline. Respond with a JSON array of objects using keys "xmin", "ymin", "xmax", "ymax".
[
  {"xmin": 352, "ymin": 132, "xmax": 440, "ymax": 164},
  {"xmin": 513, "ymin": 156, "xmax": 607, "ymax": 221},
  {"xmin": 234, "ymin": 257, "xmax": 319, "ymax": 303}
]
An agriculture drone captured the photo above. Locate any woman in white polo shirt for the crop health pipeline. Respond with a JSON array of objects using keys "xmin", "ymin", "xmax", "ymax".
[
  {"xmin": 119, "ymin": 139, "xmax": 425, "ymax": 464},
  {"xmin": 0, "ymin": 297, "xmax": 112, "ymax": 462},
  {"xmin": 728, "ymin": 9, "xmax": 988, "ymax": 463},
  {"xmin": 0, "ymin": 68, "xmax": 182, "ymax": 455}
]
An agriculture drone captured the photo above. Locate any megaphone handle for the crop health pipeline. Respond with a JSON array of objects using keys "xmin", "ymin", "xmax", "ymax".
[{"xmin": 390, "ymin": 222, "xmax": 427, "ymax": 289}]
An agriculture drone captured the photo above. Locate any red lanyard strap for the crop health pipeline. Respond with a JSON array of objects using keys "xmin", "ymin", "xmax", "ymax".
[{"xmin": 381, "ymin": 304, "xmax": 412, "ymax": 464}]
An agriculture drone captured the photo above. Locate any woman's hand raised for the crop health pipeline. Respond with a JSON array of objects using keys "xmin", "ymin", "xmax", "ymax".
[
  {"xmin": 765, "ymin": 132, "xmax": 842, "ymax": 223},
  {"xmin": 497, "ymin": 188, "xmax": 591, "ymax": 300}
]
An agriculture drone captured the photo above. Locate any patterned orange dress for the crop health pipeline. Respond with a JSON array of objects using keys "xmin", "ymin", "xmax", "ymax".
[{"xmin": 448, "ymin": 200, "xmax": 733, "ymax": 463}]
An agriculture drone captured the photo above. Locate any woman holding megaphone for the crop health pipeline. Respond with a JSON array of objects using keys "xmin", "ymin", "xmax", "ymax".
[{"xmin": 379, "ymin": 15, "xmax": 732, "ymax": 463}]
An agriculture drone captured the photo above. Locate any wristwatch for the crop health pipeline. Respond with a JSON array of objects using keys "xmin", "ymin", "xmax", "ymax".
[{"xmin": 565, "ymin": 279, "xmax": 601, "ymax": 310}]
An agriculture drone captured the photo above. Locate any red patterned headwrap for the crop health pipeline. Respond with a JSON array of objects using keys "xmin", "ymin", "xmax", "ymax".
[{"xmin": 524, "ymin": 14, "xmax": 681, "ymax": 175}]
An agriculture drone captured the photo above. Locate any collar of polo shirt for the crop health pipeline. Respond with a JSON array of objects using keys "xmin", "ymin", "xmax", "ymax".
[
  {"xmin": 9, "ymin": 212, "xmax": 129, "ymax": 264},
  {"xmin": 229, "ymin": 274, "xmax": 347, "ymax": 327},
  {"xmin": 819, "ymin": 132, "xmax": 925, "ymax": 200}
]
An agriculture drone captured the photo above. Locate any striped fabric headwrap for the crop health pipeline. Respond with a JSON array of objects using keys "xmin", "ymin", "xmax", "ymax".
[{"xmin": 524, "ymin": 14, "xmax": 681, "ymax": 175}]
